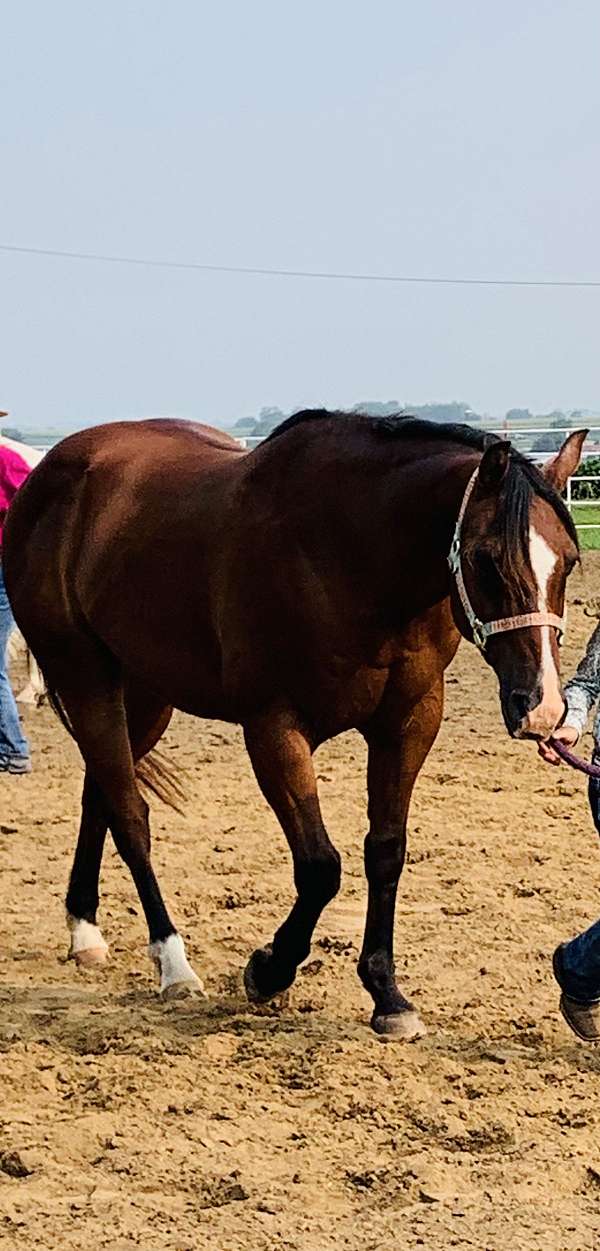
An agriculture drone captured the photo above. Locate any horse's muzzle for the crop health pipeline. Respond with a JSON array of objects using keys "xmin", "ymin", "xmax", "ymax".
[{"xmin": 503, "ymin": 687, "xmax": 566, "ymax": 741}]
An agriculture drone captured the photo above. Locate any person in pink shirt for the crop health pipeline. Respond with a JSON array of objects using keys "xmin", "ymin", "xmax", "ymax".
[{"xmin": 0, "ymin": 438, "xmax": 32, "ymax": 772}]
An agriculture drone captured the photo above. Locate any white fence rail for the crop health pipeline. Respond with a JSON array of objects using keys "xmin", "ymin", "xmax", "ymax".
[{"xmin": 490, "ymin": 424, "xmax": 600, "ymax": 533}]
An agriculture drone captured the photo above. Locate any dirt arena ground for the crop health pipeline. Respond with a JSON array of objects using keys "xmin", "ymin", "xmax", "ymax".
[{"xmin": 2, "ymin": 559, "xmax": 600, "ymax": 1251}]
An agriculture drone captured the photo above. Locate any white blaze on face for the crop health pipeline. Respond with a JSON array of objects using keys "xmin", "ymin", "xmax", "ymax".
[{"xmin": 527, "ymin": 524, "xmax": 562, "ymax": 734}]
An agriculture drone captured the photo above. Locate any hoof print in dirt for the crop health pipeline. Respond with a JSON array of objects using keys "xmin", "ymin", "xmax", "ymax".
[
  {"xmin": 196, "ymin": 1171, "xmax": 249, "ymax": 1210},
  {"xmin": 0, "ymin": 1150, "xmax": 34, "ymax": 1179}
]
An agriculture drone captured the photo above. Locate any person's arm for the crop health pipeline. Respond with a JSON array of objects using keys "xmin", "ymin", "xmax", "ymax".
[
  {"xmin": 565, "ymin": 624, "xmax": 600, "ymax": 731},
  {"xmin": 538, "ymin": 621, "xmax": 600, "ymax": 764}
]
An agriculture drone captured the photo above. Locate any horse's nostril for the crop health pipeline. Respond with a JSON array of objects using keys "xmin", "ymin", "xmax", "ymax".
[{"xmin": 508, "ymin": 689, "xmax": 532, "ymax": 725}]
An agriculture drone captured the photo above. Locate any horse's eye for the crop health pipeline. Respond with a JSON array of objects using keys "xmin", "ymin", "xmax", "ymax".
[{"xmin": 476, "ymin": 550, "xmax": 498, "ymax": 581}]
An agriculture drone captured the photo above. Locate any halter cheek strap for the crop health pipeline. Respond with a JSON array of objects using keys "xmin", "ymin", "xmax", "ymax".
[{"xmin": 447, "ymin": 467, "xmax": 565, "ymax": 653}]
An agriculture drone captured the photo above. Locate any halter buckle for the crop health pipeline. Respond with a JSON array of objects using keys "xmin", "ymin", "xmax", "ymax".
[
  {"xmin": 472, "ymin": 620, "xmax": 487, "ymax": 651},
  {"xmin": 448, "ymin": 531, "xmax": 460, "ymax": 574}
]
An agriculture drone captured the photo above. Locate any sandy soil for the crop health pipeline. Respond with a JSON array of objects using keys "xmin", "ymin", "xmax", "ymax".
[{"xmin": 2, "ymin": 558, "xmax": 600, "ymax": 1251}]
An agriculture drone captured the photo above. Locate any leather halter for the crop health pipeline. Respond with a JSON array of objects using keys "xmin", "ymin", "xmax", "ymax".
[{"xmin": 447, "ymin": 466, "xmax": 565, "ymax": 653}]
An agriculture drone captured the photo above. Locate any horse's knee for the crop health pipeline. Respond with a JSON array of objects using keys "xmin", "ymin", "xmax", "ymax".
[
  {"xmin": 364, "ymin": 830, "xmax": 406, "ymax": 886},
  {"xmin": 295, "ymin": 848, "xmax": 342, "ymax": 907}
]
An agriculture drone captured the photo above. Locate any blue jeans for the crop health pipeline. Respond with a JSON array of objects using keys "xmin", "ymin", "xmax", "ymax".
[
  {"xmin": 589, "ymin": 771, "xmax": 600, "ymax": 837},
  {"xmin": 558, "ymin": 921, "xmax": 600, "ymax": 1004},
  {"xmin": 554, "ymin": 774, "xmax": 600, "ymax": 1002},
  {"xmin": 0, "ymin": 561, "xmax": 30, "ymax": 764}
]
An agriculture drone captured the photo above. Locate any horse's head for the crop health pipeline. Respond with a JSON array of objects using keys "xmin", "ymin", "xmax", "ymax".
[{"xmin": 450, "ymin": 430, "xmax": 586, "ymax": 740}]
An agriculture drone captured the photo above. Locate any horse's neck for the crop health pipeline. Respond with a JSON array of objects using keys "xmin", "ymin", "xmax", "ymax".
[{"xmin": 363, "ymin": 447, "xmax": 480, "ymax": 615}]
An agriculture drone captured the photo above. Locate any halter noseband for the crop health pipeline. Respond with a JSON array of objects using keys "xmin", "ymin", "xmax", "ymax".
[{"xmin": 447, "ymin": 466, "xmax": 565, "ymax": 653}]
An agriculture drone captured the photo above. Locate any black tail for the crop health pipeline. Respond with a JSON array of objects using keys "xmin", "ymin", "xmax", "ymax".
[
  {"xmin": 45, "ymin": 682, "xmax": 75, "ymax": 737},
  {"xmin": 44, "ymin": 681, "xmax": 186, "ymax": 814}
]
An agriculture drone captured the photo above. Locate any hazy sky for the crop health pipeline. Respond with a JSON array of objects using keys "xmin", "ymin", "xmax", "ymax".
[{"xmin": 2, "ymin": 2, "xmax": 599, "ymax": 426}]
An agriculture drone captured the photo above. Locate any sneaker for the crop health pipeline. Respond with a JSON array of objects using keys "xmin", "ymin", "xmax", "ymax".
[{"xmin": 0, "ymin": 756, "xmax": 32, "ymax": 774}]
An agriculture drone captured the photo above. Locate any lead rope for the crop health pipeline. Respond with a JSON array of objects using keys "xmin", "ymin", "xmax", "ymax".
[{"xmin": 549, "ymin": 737, "xmax": 600, "ymax": 779}]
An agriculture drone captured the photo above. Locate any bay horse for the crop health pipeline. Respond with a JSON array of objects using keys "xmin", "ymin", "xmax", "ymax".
[{"xmin": 3, "ymin": 413, "xmax": 585, "ymax": 1039}]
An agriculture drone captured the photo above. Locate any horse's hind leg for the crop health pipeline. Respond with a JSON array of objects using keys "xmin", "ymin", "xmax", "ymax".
[
  {"xmin": 59, "ymin": 665, "xmax": 201, "ymax": 996},
  {"xmin": 243, "ymin": 707, "xmax": 341, "ymax": 1002},
  {"xmin": 65, "ymin": 687, "xmax": 173, "ymax": 969},
  {"xmin": 66, "ymin": 772, "xmax": 110, "ymax": 965}
]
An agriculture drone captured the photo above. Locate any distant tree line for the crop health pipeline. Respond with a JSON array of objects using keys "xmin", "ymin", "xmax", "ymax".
[
  {"xmin": 234, "ymin": 400, "xmax": 480, "ymax": 437},
  {"xmin": 233, "ymin": 402, "xmax": 592, "ymax": 444},
  {"xmin": 3, "ymin": 404, "xmax": 595, "ymax": 473}
]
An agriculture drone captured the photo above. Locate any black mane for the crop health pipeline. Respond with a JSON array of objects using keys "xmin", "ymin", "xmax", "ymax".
[
  {"xmin": 266, "ymin": 409, "xmax": 578, "ymax": 595},
  {"xmin": 266, "ymin": 407, "xmax": 493, "ymax": 451}
]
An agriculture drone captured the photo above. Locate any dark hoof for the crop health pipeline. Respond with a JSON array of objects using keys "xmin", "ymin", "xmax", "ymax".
[
  {"xmin": 559, "ymin": 994, "xmax": 600, "ymax": 1043},
  {"xmin": 243, "ymin": 946, "xmax": 294, "ymax": 1004},
  {"xmin": 371, "ymin": 1008, "xmax": 427, "ymax": 1041}
]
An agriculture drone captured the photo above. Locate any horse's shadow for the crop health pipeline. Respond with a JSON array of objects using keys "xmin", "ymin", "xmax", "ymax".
[
  {"xmin": 1, "ymin": 978, "xmax": 599, "ymax": 1078},
  {"xmin": 0, "ymin": 977, "xmax": 371, "ymax": 1056}
]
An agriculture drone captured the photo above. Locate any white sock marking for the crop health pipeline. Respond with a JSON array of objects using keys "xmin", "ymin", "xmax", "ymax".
[
  {"xmin": 148, "ymin": 933, "xmax": 204, "ymax": 995},
  {"xmin": 67, "ymin": 914, "xmax": 109, "ymax": 956}
]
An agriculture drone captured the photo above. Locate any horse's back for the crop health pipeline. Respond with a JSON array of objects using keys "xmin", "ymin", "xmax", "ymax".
[
  {"xmin": 6, "ymin": 418, "xmax": 244, "ymax": 544},
  {"xmin": 28, "ymin": 418, "xmax": 243, "ymax": 482}
]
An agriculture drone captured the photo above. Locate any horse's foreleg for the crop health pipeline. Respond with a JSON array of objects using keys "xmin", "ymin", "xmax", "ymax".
[
  {"xmin": 243, "ymin": 707, "xmax": 341, "ymax": 1002},
  {"xmin": 359, "ymin": 680, "xmax": 444, "ymax": 1039}
]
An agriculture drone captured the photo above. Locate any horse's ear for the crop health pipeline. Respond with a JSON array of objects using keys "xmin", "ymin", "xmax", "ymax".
[
  {"xmin": 478, "ymin": 441, "xmax": 510, "ymax": 493},
  {"xmin": 543, "ymin": 429, "xmax": 588, "ymax": 492}
]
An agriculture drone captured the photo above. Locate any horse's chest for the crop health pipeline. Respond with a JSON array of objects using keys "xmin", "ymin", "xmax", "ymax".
[{"xmin": 300, "ymin": 665, "xmax": 391, "ymax": 737}]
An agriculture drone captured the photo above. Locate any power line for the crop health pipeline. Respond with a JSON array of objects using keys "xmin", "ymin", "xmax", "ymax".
[{"xmin": 1, "ymin": 241, "xmax": 600, "ymax": 289}]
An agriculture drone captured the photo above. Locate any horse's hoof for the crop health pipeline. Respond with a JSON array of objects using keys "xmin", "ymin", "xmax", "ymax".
[
  {"xmin": 244, "ymin": 947, "xmax": 275, "ymax": 1003},
  {"xmin": 67, "ymin": 916, "xmax": 109, "ymax": 967},
  {"xmin": 161, "ymin": 976, "xmax": 206, "ymax": 1002},
  {"xmin": 244, "ymin": 945, "xmax": 294, "ymax": 1005},
  {"xmin": 149, "ymin": 934, "xmax": 206, "ymax": 1000},
  {"xmin": 371, "ymin": 1009, "xmax": 427, "ymax": 1041},
  {"xmin": 73, "ymin": 946, "xmax": 109, "ymax": 969},
  {"xmin": 559, "ymin": 993, "xmax": 600, "ymax": 1043}
]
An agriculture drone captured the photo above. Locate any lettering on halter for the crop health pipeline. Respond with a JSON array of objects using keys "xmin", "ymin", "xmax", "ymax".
[{"xmin": 447, "ymin": 466, "xmax": 565, "ymax": 653}]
